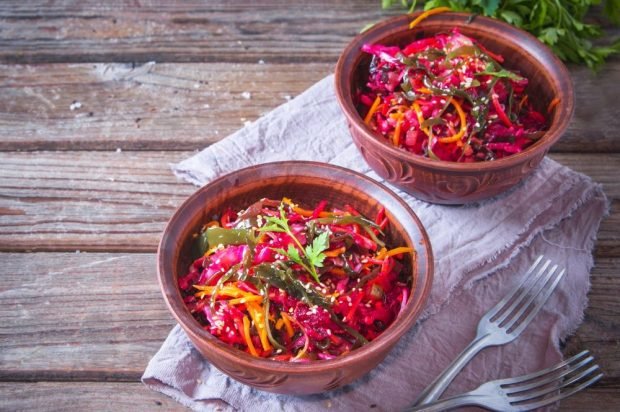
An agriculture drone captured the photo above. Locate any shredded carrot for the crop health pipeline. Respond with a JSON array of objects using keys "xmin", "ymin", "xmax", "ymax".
[
  {"xmin": 203, "ymin": 246, "xmax": 219, "ymax": 257},
  {"xmin": 275, "ymin": 318, "xmax": 284, "ymax": 330},
  {"xmin": 247, "ymin": 302, "xmax": 271, "ymax": 352},
  {"xmin": 392, "ymin": 117, "xmax": 403, "ymax": 146},
  {"xmin": 280, "ymin": 312, "xmax": 295, "ymax": 338},
  {"xmin": 417, "ymin": 87, "xmax": 433, "ymax": 95},
  {"xmin": 412, "ymin": 101, "xmax": 430, "ymax": 136},
  {"xmin": 364, "ymin": 96, "xmax": 382, "ymax": 124},
  {"xmin": 283, "ymin": 197, "xmax": 331, "ymax": 218},
  {"xmin": 242, "ymin": 315, "xmax": 258, "ymax": 357},
  {"xmin": 384, "ymin": 246, "xmax": 414, "ymax": 258},
  {"xmin": 324, "ymin": 246, "xmax": 346, "ymax": 258},
  {"xmin": 375, "ymin": 247, "xmax": 388, "ymax": 260},
  {"xmin": 438, "ymin": 98, "xmax": 467, "ymax": 144},
  {"xmin": 194, "ymin": 284, "xmax": 244, "ymax": 299},
  {"xmin": 228, "ymin": 295, "xmax": 263, "ymax": 305},
  {"xmin": 204, "ymin": 220, "xmax": 220, "ymax": 228},
  {"xmin": 292, "ymin": 206, "xmax": 331, "ymax": 218},
  {"xmin": 547, "ymin": 97, "xmax": 560, "ymax": 114},
  {"xmin": 409, "ymin": 7, "xmax": 451, "ymax": 29}
]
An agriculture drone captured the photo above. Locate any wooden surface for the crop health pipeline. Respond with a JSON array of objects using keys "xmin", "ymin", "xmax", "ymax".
[{"xmin": 0, "ymin": 1, "xmax": 618, "ymax": 410}]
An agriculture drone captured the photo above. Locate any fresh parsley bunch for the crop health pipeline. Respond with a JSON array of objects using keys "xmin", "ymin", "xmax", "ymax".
[{"xmin": 382, "ymin": 0, "xmax": 620, "ymax": 69}]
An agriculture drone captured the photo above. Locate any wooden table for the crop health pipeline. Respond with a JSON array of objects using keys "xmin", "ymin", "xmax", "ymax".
[{"xmin": 1, "ymin": 1, "xmax": 618, "ymax": 410}]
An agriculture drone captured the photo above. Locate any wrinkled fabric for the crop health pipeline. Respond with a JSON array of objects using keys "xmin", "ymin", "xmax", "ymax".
[{"xmin": 143, "ymin": 75, "xmax": 608, "ymax": 411}]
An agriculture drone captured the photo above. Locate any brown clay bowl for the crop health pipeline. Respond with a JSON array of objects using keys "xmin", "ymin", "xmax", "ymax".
[
  {"xmin": 157, "ymin": 161, "xmax": 433, "ymax": 395},
  {"xmin": 335, "ymin": 12, "xmax": 574, "ymax": 204}
]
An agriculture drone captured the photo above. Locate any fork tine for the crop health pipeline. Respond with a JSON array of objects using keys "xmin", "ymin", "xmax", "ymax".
[
  {"xmin": 517, "ymin": 372, "xmax": 604, "ymax": 411},
  {"xmin": 495, "ymin": 261, "xmax": 557, "ymax": 327},
  {"xmin": 499, "ymin": 351, "xmax": 591, "ymax": 388},
  {"xmin": 510, "ymin": 365, "xmax": 599, "ymax": 403},
  {"xmin": 509, "ymin": 268, "xmax": 565, "ymax": 336},
  {"xmin": 506, "ymin": 361, "xmax": 599, "ymax": 401},
  {"xmin": 484, "ymin": 255, "xmax": 545, "ymax": 321}
]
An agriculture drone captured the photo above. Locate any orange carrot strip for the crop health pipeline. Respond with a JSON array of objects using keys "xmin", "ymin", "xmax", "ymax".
[
  {"xmin": 392, "ymin": 117, "xmax": 403, "ymax": 146},
  {"xmin": 364, "ymin": 96, "xmax": 382, "ymax": 124},
  {"xmin": 292, "ymin": 206, "xmax": 331, "ymax": 218},
  {"xmin": 409, "ymin": 7, "xmax": 451, "ymax": 29},
  {"xmin": 412, "ymin": 101, "xmax": 430, "ymax": 136},
  {"xmin": 438, "ymin": 98, "xmax": 467, "ymax": 144},
  {"xmin": 384, "ymin": 246, "xmax": 414, "ymax": 258},
  {"xmin": 242, "ymin": 315, "xmax": 258, "ymax": 357},
  {"xmin": 547, "ymin": 97, "xmax": 560, "ymax": 114},
  {"xmin": 280, "ymin": 312, "xmax": 295, "ymax": 338},
  {"xmin": 324, "ymin": 246, "xmax": 346, "ymax": 258}
]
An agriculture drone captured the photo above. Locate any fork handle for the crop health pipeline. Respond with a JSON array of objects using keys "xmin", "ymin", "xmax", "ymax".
[
  {"xmin": 405, "ymin": 392, "xmax": 484, "ymax": 411},
  {"xmin": 414, "ymin": 333, "xmax": 492, "ymax": 405}
]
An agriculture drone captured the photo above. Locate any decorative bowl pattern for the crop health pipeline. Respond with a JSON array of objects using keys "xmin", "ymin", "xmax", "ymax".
[{"xmin": 335, "ymin": 13, "xmax": 574, "ymax": 204}]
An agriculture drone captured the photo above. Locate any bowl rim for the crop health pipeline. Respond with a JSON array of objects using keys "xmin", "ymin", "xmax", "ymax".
[
  {"xmin": 157, "ymin": 160, "xmax": 434, "ymax": 374},
  {"xmin": 334, "ymin": 12, "xmax": 575, "ymax": 172}
]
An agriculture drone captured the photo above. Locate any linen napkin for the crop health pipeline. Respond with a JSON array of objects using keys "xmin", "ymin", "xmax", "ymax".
[{"xmin": 143, "ymin": 75, "xmax": 608, "ymax": 411}]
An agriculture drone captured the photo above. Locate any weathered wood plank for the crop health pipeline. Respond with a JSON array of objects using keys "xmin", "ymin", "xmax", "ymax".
[
  {"xmin": 0, "ymin": 63, "xmax": 334, "ymax": 151},
  {"xmin": 0, "ymin": 0, "xmax": 392, "ymax": 64},
  {"xmin": 0, "ymin": 62, "xmax": 618, "ymax": 152},
  {"xmin": 1, "ymin": 151, "xmax": 618, "ymax": 253},
  {"xmin": 0, "ymin": 252, "xmax": 617, "ymax": 404},
  {"xmin": 0, "ymin": 381, "xmax": 616, "ymax": 412},
  {"xmin": 0, "ymin": 382, "xmax": 189, "ymax": 411},
  {"xmin": 0, "ymin": 151, "xmax": 194, "ymax": 252},
  {"xmin": 1, "ymin": 0, "xmax": 618, "ymax": 67},
  {"xmin": 0, "ymin": 253, "xmax": 175, "ymax": 380}
]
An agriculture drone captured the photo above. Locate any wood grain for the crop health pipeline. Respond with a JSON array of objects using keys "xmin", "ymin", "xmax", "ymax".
[
  {"xmin": 0, "ymin": 62, "xmax": 618, "ymax": 152},
  {"xmin": 0, "ymin": 63, "xmax": 334, "ymax": 151},
  {"xmin": 0, "ymin": 382, "xmax": 189, "ymax": 411},
  {"xmin": 0, "ymin": 151, "xmax": 618, "ymax": 254},
  {"xmin": 0, "ymin": 381, "xmax": 617, "ymax": 411},
  {"xmin": 0, "ymin": 253, "xmax": 174, "ymax": 380},
  {"xmin": 0, "ymin": 252, "xmax": 617, "ymax": 394},
  {"xmin": 0, "ymin": 0, "xmax": 392, "ymax": 64},
  {"xmin": 0, "ymin": 151, "xmax": 194, "ymax": 252}
]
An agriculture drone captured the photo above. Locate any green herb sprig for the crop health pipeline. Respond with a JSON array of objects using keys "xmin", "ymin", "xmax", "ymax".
[
  {"xmin": 382, "ymin": 0, "xmax": 620, "ymax": 69},
  {"xmin": 259, "ymin": 204, "xmax": 329, "ymax": 283}
]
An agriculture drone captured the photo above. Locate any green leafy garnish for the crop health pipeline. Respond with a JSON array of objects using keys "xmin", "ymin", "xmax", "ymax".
[
  {"xmin": 381, "ymin": 0, "xmax": 620, "ymax": 70},
  {"xmin": 259, "ymin": 203, "xmax": 329, "ymax": 283},
  {"xmin": 306, "ymin": 231, "xmax": 329, "ymax": 267}
]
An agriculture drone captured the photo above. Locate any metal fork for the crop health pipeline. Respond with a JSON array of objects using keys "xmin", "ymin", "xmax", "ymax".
[
  {"xmin": 406, "ymin": 350, "xmax": 603, "ymax": 411},
  {"xmin": 415, "ymin": 255, "xmax": 565, "ymax": 405}
]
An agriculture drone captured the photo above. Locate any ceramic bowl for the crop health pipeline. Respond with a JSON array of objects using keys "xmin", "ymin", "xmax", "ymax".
[
  {"xmin": 157, "ymin": 161, "xmax": 433, "ymax": 395},
  {"xmin": 334, "ymin": 12, "xmax": 574, "ymax": 204}
]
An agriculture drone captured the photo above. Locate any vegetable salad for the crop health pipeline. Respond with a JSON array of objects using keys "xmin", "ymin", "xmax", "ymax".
[
  {"xmin": 358, "ymin": 28, "xmax": 549, "ymax": 162},
  {"xmin": 179, "ymin": 198, "xmax": 414, "ymax": 361}
]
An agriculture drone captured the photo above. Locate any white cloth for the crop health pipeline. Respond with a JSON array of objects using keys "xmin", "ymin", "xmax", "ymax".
[{"xmin": 143, "ymin": 75, "xmax": 608, "ymax": 411}]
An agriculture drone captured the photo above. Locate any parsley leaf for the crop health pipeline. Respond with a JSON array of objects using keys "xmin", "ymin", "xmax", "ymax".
[
  {"xmin": 382, "ymin": 0, "xmax": 620, "ymax": 69},
  {"xmin": 305, "ymin": 231, "xmax": 329, "ymax": 269}
]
